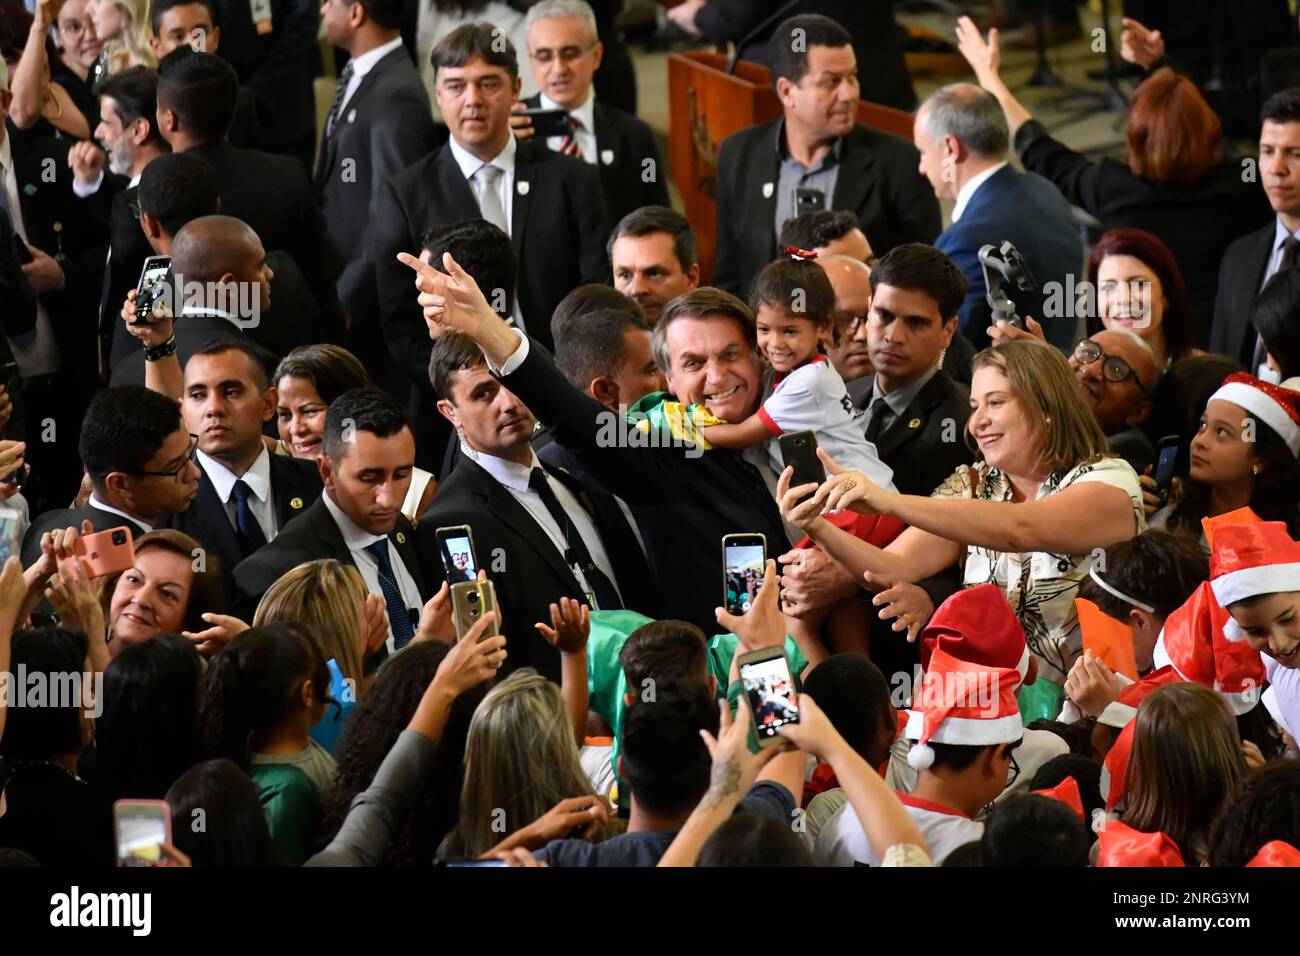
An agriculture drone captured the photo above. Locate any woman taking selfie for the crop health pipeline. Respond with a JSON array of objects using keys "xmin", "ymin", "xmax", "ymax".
[{"xmin": 779, "ymin": 341, "xmax": 1145, "ymax": 683}]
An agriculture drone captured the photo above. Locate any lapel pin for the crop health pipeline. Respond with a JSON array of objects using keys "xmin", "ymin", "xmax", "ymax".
[
  {"xmin": 762, "ymin": 182, "xmax": 774, "ymax": 199},
  {"xmin": 516, "ymin": 180, "xmax": 530, "ymax": 196},
  {"xmin": 290, "ymin": 497, "xmax": 303, "ymax": 510},
  {"xmin": 23, "ymin": 184, "xmax": 37, "ymax": 196},
  {"xmin": 908, "ymin": 417, "xmax": 921, "ymax": 429},
  {"xmin": 600, "ymin": 149, "xmax": 614, "ymax": 166},
  {"xmin": 347, "ymin": 108, "xmax": 357, "ymax": 124},
  {"xmin": 396, "ymin": 532, "xmax": 406, "ymax": 544}
]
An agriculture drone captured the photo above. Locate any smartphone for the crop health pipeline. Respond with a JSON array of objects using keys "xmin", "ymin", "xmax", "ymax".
[
  {"xmin": 722, "ymin": 533, "xmax": 766, "ymax": 616},
  {"xmin": 1152, "ymin": 434, "xmax": 1180, "ymax": 508},
  {"xmin": 451, "ymin": 579, "xmax": 499, "ymax": 642},
  {"xmin": 436, "ymin": 524, "xmax": 478, "ymax": 584},
  {"xmin": 795, "ymin": 187, "xmax": 826, "ymax": 215},
  {"xmin": 737, "ymin": 646, "xmax": 799, "ymax": 746},
  {"xmin": 516, "ymin": 106, "xmax": 572, "ymax": 138},
  {"xmin": 73, "ymin": 526, "xmax": 136, "ymax": 577},
  {"xmin": 778, "ymin": 430, "xmax": 825, "ymax": 503},
  {"xmin": 133, "ymin": 255, "xmax": 172, "ymax": 325},
  {"xmin": 114, "ymin": 799, "xmax": 171, "ymax": 867},
  {"xmin": 0, "ymin": 504, "xmax": 23, "ymax": 563}
]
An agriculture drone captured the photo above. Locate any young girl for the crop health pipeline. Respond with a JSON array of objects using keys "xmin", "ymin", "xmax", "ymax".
[{"xmin": 200, "ymin": 622, "xmax": 336, "ymax": 865}]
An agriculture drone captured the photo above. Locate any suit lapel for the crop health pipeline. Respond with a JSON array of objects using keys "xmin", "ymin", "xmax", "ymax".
[
  {"xmin": 388, "ymin": 516, "xmax": 428, "ymax": 599},
  {"xmin": 308, "ymin": 497, "xmax": 356, "ymax": 565},
  {"xmin": 754, "ymin": 122, "xmax": 783, "ymax": 258},
  {"xmin": 464, "ymin": 458, "xmax": 581, "ymax": 590},
  {"xmin": 269, "ymin": 456, "xmax": 315, "ymax": 529},
  {"xmin": 872, "ymin": 378, "xmax": 939, "ymax": 459},
  {"xmin": 831, "ymin": 130, "xmax": 876, "ymax": 219},
  {"xmin": 192, "ymin": 467, "xmax": 243, "ymax": 568},
  {"xmin": 433, "ymin": 145, "xmax": 481, "ymax": 222},
  {"xmin": 510, "ymin": 141, "xmax": 535, "ymax": 267}
]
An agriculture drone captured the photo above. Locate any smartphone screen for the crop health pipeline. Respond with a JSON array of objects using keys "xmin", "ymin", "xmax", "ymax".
[
  {"xmin": 134, "ymin": 256, "xmax": 172, "ymax": 325},
  {"xmin": 0, "ymin": 505, "xmax": 23, "ymax": 563},
  {"xmin": 723, "ymin": 534, "xmax": 766, "ymax": 616},
  {"xmin": 1153, "ymin": 436, "xmax": 1179, "ymax": 505},
  {"xmin": 437, "ymin": 526, "xmax": 478, "ymax": 583},
  {"xmin": 739, "ymin": 653, "xmax": 799, "ymax": 742},
  {"xmin": 114, "ymin": 800, "xmax": 170, "ymax": 867}
]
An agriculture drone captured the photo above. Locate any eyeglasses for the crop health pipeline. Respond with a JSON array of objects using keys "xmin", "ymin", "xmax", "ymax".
[
  {"xmin": 529, "ymin": 43, "xmax": 597, "ymax": 64},
  {"xmin": 1073, "ymin": 339, "xmax": 1148, "ymax": 393},
  {"xmin": 133, "ymin": 434, "xmax": 199, "ymax": 482},
  {"xmin": 836, "ymin": 310, "xmax": 868, "ymax": 336}
]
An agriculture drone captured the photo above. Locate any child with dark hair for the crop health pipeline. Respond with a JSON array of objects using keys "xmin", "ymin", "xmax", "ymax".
[
  {"xmin": 696, "ymin": 814, "xmax": 815, "ymax": 867},
  {"xmin": 1027, "ymin": 754, "xmax": 1105, "ymax": 825},
  {"xmin": 1209, "ymin": 761, "xmax": 1300, "ymax": 867},
  {"xmin": 165, "ymin": 760, "xmax": 287, "ymax": 867},
  {"xmin": 199, "ymin": 622, "xmax": 336, "ymax": 864},
  {"xmin": 976, "ymin": 794, "xmax": 1091, "ymax": 867}
]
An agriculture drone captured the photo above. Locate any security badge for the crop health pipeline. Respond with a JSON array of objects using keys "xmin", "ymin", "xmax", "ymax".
[
  {"xmin": 908, "ymin": 417, "xmax": 921, "ymax": 430},
  {"xmin": 396, "ymin": 532, "xmax": 406, "ymax": 545},
  {"xmin": 249, "ymin": 0, "xmax": 273, "ymax": 35},
  {"xmin": 600, "ymin": 149, "xmax": 614, "ymax": 166},
  {"xmin": 762, "ymin": 182, "xmax": 774, "ymax": 199},
  {"xmin": 290, "ymin": 497, "xmax": 303, "ymax": 510},
  {"xmin": 517, "ymin": 180, "xmax": 530, "ymax": 196},
  {"xmin": 347, "ymin": 109, "xmax": 357, "ymax": 125}
]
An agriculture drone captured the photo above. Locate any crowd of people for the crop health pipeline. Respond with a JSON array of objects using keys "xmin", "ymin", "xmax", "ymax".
[{"xmin": 2, "ymin": 0, "xmax": 1300, "ymax": 870}]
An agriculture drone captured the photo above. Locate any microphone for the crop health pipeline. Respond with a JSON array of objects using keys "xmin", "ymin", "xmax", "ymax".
[{"xmin": 725, "ymin": 0, "xmax": 805, "ymax": 76}]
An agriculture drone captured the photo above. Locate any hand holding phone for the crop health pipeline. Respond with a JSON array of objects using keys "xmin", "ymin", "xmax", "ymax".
[
  {"xmin": 779, "ymin": 431, "xmax": 825, "ymax": 504},
  {"xmin": 737, "ymin": 646, "xmax": 800, "ymax": 745},
  {"xmin": 436, "ymin": 525, "xmax": 478, "ymax": 584},
  {"xmin": 1152, "ymin": 434, "xmax": 1180, "ymax": 508},
  {"xmin": 72, "ymin": 526, "xmax": 135, "ymax": 578},
  {"xmin": 114, "ymin": 799, "xmax": 172, "ymax": 867},
  {"xmin": 515, "ymin": 107, "xmax": 571, "ymax": 139},
  {"xmin": 722, "ymin": 533, "xmax": 766, "ymax": 616},
  {"xmin": 133, "ymin": 255, "xmax": 172, "ymax": 326},
  {"xmin": 451, "ymin": 579, "xmax": 499, "ymax": 642}
]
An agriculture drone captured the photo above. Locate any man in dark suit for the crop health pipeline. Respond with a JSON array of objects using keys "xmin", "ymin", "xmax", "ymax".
[
  {"xmin": 1211, "ymin": 88, "xmax": 1300, "ymax": 372},
  {"xmin": 22, "ymin": 386, "xmax": 202, "ymax": 567},
  {"xmin": 372, "ymin": 22, "xmax": 607, "ymax": 388},
  {"xmin": 316, "ymin": 0, "xmax": 441, "ymax": 397},
  {"xmin": 234, "ymin": 388, "xmax": 434, "ymax": 654},
  {"xmin": 608, "ymin": 206, "xmax": 700, "ymax": 324},
  {"xmin": 422, "ymin": 331, "xmax": 655, "ymax": 681},
  {"xmin": 515, "ymin": 1, "xmax": 668, "ymax": 232},
  {"xmin": 155, "ymin": 47, "xmax": 343, "ymax": 343},
  {"xmin": 163, "ymin": 339, "xmax": 322, "ymax": 598},
  {"xmin": 920, "ymin": 85, "xmax": 1083, "ymax": 354},
  {"xmin": 713, "ymin": 15, "xmax": 939, "ymax": 300}
]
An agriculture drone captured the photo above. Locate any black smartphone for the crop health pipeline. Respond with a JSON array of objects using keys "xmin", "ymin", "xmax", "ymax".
[
  {"xmin": 722, "ymin": 533, "xmax": 766, "ymax": 616},
  {"xmin": 795, "ymin": 187, "xmax": 826, "ymax": 215},
  {"xmin": 436, "ymin": 524, "xmax": 478, "ymax": 583},
  {"xmin": 133, "ymin": 255, "xmax": 172, "ymax": 325},
  {"xmin": 517, "ymin": 107, "xmax": 571, "ymax": 138},
  {"xmin": 778, "ymin": 430, "xmax": 825, "ymax": 503},
  {"xmin": 1153, "ymin": 434, "xmax": 1180, "ymax": 508},
  {"xmin": 738, "ymin": 646, "xmax": 799, "ymax": 745}
]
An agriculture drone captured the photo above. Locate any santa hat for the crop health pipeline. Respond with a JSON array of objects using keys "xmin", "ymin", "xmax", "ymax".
[
  {"xmin": 1096, "ymin": 820, "xmax": 1185, "ymax": 867},
  {"xmin": 919, "ymin": 584, "xmax": 1031, "ymax": 683},
  {"xmin": 903, "ymin": 647, "xmax": 1023, "ymax": 771},
  {"xmin": 1207, "ymin": 372, "xmax": 1300, "ymax": 458},
  {"xmin": 1247, "ymin": 841, "xmax": 1300, "ymax": 867},
  {"xmin": 1210, "ymin": 520, "xmax": 1300, "ymax": 642},
  {"xmin": 1097, "ymin": 666, "xmax": 1183, "ymax": 729},
  {"xmin": 1151, "ymin": 581, "xmax": 1265, "ymax": 715},
  {"xmin": 1031, "ymin": 776, "xmax": 1085, "ymax": 822},
  {"xmin": 1100, "ymin": 720, "xmax": 1135, "ymax": 811}
]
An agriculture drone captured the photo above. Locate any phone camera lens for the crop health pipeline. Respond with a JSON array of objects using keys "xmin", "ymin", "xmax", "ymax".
[
  {"xmin": 467, "ymin": 590, "xmax": 479, "ymax": 605},
  {"xmin": 112, "ymin": 531, "xmax": 127, "ymax": 545}
]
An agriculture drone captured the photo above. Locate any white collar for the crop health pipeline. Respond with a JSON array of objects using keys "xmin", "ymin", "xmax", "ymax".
[
  {"xmin": 540, "ymin": 90, "xmax": 595, "ymax": 133},
  {"xmin": 463, "ymin": 442, "xmax": 540, "ymax": 494},
  {"xmin": 348, "ymin": 36, "xmax": 403, "ymax": 78},
  {"xmin": 87, "ymin": 494, "xmax": 154, "ymax": 533},
  {"xmin": 1274, "ymin": 216, "xmax": 1300, "ymax": 250},
  {"xmin": 321, "ymin": 488, "xmax": 388, "ymax": 551},
  {"xmin": 950, "ymin": 161, "xmax": 1008, "ymax": 223},
  {"xmin": 179, "ymin": 306, "xmax": 242, "ymax": 326},
  {"xmin": 448, "ymin": 132, "xmax": 518, "ymax": 181},
  {"xmin": 197, "ymin": 446, "xmax": 271, "ymax": 504}
]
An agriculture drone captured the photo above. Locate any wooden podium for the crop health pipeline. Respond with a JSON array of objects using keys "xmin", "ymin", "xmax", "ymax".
[{"xmin": 667, "ymin": 51, "xmax": 916, "ymax": 284}]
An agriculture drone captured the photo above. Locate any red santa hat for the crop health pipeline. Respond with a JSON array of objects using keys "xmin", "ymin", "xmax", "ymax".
[
  {"xmin": 1210, "ymin": 520, "xmax": 1300, "ymax": 642},
  {"xmin": 1031, "ymin": 776, "xmax": 1085, "ymax": 822},
  {"xmin": 1207, "ymin": 372, "xmax": 1300, "ymax": 458},
  {"xmin": 1100, "ymin": 719, "xmax": 1135, "ymax": 811},
  {"xmin": 1097, "ymin": 666, "xmax": 1183, "ymax": 729},
  {"xmin": 1151, "ymin": 581, "xmax": 1265, "ymax": 715},
  {"xmin": 903, "ymin": 647, "xmax": 1023, "ymax": 771},
  {"xmin": 919, "ymin": 584, "xmax": 1031, "ymax": 683},
  {"xmin": 1247, "ymin": 841, "xmax": 1300, "ymax": 867},
  {"xmin": 1096, "ymin": 820, "xmax": 1185, "ymax": 867}
]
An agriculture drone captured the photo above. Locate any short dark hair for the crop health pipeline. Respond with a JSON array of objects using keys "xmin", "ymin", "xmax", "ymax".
[
  {"xmin": 778, "ymin": 209, "xmax": 859, "ymax": 253},
  {"xmin": 1077, "ymin": 529, "xmax": 1209, "ymax": 623},
  {"xmin": 800, "ymin": 654, "xmax": 893, "ymax": 764},
  {"xmin": 95, "ymin": 66, "xmax": 165, "ymax": 148},
  {"xmin": 420, "ymin": 219, "xmax": 516, "ymax": 318},
  {"xmin": 870, "ymin": 243, "xmax": 968, "ymax": 320},
  {"xmin": 607, "ymin": 205, "xmax": 698, "ymax": 270},
  {"xmin": 1254, "ymin": 266, "xmax": 1300, "ymax": 381},
  {"xmin": 136, "ymin": 151, "xmax": 220, "ymax": 234},
  {"xmin": 652, "ymin": 288, "xmax": 756, "ymax": 374},
  {"xmin": 1027, "ymin": 753, "xmax": 1106, "ymax": 822},
  {"xmin": 273, "ymin": 344, "xmax": 372, "ymax": 404},
  {"xmin": 323, "ymin": 387, "xmax": 411, "ymax": 460},
  {"xmin": 166, "ymin": 759, "xmax": 286, "ymax": 866},
  {"xmin": 189, "ymin": 337, "xmax": 270, "ymax": 390},
  {"xmin": 430, "ymin": 21, "xmax": 517, "ymax": 79},
  {"xmin": 551, "ymin": 284, "xmax": 644, "ymax": 345},
  {"xmin": 554, "ymin": 308, "xmax": 651, "ymax": 392},
  {"xmin": 979, "ymin": 794, "xmax": 1092, "ymax": 866},
  {"xmin": 696, "ymin": 814, "xmax": 816, "ymax": 866},
  {"xmin": 749, "ymin": 257, "xmax": 836, "ymax": 330},
  {"xmin": 0, "ymin": 628, "xmax": 91, "ymax": 761},
  {"xmin": 149, "ymin": 0, "xmax": 217, "ymax": 37},
  {"xmin": 1261, "ymin": 86, "xmax": 1300, "ymax": 125},
  {"xmin": 79, "ymin": 385, "xmax": 185, "ymax": 491},
  {"xmin": 350, "ymin": 0, "xmax": 404, "ymax": 31},
  {"xmin": 1209, "ymin": 761, "xmax": 1300, "ymax": 867},
  {"xmin": 768, "ymin": 14, "xmax": 853, "ymax": 87},
  {"xmin": 619, "ymin": 686, "xmax": 717, "ymax": 816},
  {"xmin": 156, "ymin": 46, "xmax": 238, "ymax": 141},
  {"xmin": 618, "ymin": 619, "xmax": 709, "ymax": 695},
  {"xmin": 429, "ymin": 331, "xmax": 487, "ymax": 403}
]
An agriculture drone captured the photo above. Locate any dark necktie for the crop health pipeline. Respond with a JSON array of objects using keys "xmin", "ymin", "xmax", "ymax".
[
  {"xmin": 364, "ymin": 539, "xmax": 415, "ymax": 649},
  {"xmin": 1254, "ymin": 236, "xmax": 1300, "ymax": 371},
  {"xmin": 231, "ymin": 479, "xmax": 268, "ymax": 556},
  {"xmin": 325, "ymin": 60, "xmax": 355, "ymax": 140},
  {"xmin": 527, "ymin": 468, "xmax": 621, "ymax": 610},
  {"xmin": 863, "ymin": 396, "xmax": 890, "ymax": 445},
  {"xmin": 558, "ymin": 114, "xmax": 584, "ymax": 160}
]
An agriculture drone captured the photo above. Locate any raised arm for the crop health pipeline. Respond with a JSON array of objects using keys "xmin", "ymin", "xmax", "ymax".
[
  {"xmin": 536, "ymin": 597, "xmax": 591, "ymax": 746},
  {"xmin": 954, "ymin": 16, "xmax": 1032, "ymax": 140},
  {"xmin": 10, "ymin": 1, "xmax": 56, "ymax": 131}
]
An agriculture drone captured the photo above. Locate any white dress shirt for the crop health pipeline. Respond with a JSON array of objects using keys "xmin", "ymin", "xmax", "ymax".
[
  {"xmin": 949, "ymin": 161, "xmax": 1008, "ymax": 223},
  {"xmin": 540, "ymin": 91, "xmax": 597, "ymax": 164},
  {"xmin": 338, "ymin": 36, "xmax": 405, "ymax": 117},
  {"xmin": 321, "ymin": 492, "xmax": 423, "ymax": 655},
  {"xmin": 197, "ymin": 446, "xmax": 278, "ymax": 544},
  {"xmin": 1, "ymin": 135, "xmax": 63, "ymax": 379},
  {"xmin": 466, "ymin": 443, "xmax": 623, "ymax": 608},
  {"xmin": 87, "ymin": 494, "xmax": 154, "ymax": 533},
  {"xmin": 447, "ymin": 133, "xmax": 518, "ymax": 236}
]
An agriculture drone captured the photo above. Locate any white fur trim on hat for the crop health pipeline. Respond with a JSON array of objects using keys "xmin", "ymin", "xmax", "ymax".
[
  {"xmin": 1216, "ymin": 682, "xmax": 1261, "ymax": 717},
  {"xmin": 1209, "ymin": 380, "xmax": 1300, "ymax": 457},
  {"xmin": 1211, "ymin": 562, "xmax": 1300, "ymax": 609},
  {"xmin": 903, "ymin": 709, "xmax": 1024, "ymax": 748},
  {"xmin": 1098, "ymin": 701, "xmax": 1137, "ymax": 729},
  {"xmin": 1152, "ymin": 630, "xmax": 1173, "ymax": 671},
  {"xmin": 1223, "ymin": 616, "xmax": 1248, "ymax": 643},
  {"xmin": 1016, "ymin": 644, "xmax": 1030, "ymax": 682}
]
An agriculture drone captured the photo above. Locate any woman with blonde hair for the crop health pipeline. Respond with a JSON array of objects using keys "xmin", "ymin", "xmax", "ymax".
[
  {"xmin": 85, "ymin": 0, "xmax": 154, "ymax": 82},
  {"xmin": 780, "ymin": 341, "xmax": 1145, "ymax": 683}
]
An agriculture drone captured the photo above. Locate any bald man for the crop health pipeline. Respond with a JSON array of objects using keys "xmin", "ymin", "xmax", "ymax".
[
  {"xmin": 1068, "ymin": 328, "xmax": 1159, "ymax": 472},
  {"xmin": 818, "ymin": 254, "xmax": 875, "ymax": 393}
]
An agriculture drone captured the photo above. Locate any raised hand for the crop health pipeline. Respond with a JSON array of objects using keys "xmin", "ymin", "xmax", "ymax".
[
  {"xmin": 1120, "ymin": 17, "xmax": 1165, "ymax": 68},
  {"xmin": 1063, "ymin": 649, "xmax": 1123, "ymax": 717},
  {"xmin": 45, "ymin": 557, "xmax": 107, "ymax": 650},
  {"xmin": 986, "ymin": 314, "xmax": 1046, "ymax": 346},
  {"xmin": 396, "ymin": 250, "xmax": 496, "ymax": 341},
  {"xmin": 433, "ymin": 615, "xmax": 506, "ymax": 695},
  {"xmin": 817, "ymin": 447, "xmax": 884, "ymax": 515},
  {"xmin": 955, "ymin": 15, "xmax": 1002, "ymax": 89},
  {"xmin": 867, "ymin": 576, "xmax": 935, "ymax": 643},
  {"xmin": 716, "ymin": 559, "xmax": 785, "ymax": 653},
  {"xmin": 121, "ymin": 288, "xmax": 175, "ymax": 348},
  {"xmin": 535, "ymin": 596, "xmax": 590, "ymax": 655},
  {"xmin": 181, "ymin": 613, "xmax": 249, "ymax": 656},
  {"xmin": 67, "ymin": 140, "xmax": 105, "ymax": 188},
  {"xmin": 361, "ymin": 593, "xmax": 389, "ymax": 659},
  {"xmin": 776, "ymin": 464, "xmax": 827, "ymax": 533}
]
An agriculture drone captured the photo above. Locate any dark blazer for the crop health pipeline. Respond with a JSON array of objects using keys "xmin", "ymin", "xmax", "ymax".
[
  {"xmin": 230, "ymin": 86, "xmax": 263, "ymax": 151},
  {"xmin": 98, "ymin": 182, "xmax": 155, "ymax": 375},
  {"xmin": 372, "ymin": 137, "xmax": 607, "ymax": 472},
  {"xmin": 0, "ymin": 206, "xmax": 35, "ymax": 341},
  {"xmin": 1210, "ymin": 220, "xmax": 1275, "ymax": 367},
  {"xmin": 420, "ymin": 453, "xmax": 656, "ymax": 681},
  {"xmin": 713, "ymin": 119, "xmax": 940, "ymax": 298},
  {"xmin": 520, "ymin": 92, "xmax": 670, "ymax": 232},
  {"xmin": 232, "ymin": 495, "xmax": 432, "ymax": 622},
  {"xmin": 935, "ymin": 164, "xmax": 1084, "ymax": 353},
  {"xmin": 1015, "ymin": 118, "xmax": 1274, "ymax": 346},
  {"xmin": 108, "ymin": 311, "xmax": 280, "ymax": 386},
  {"xmin": 854, "ymin": 371, "xmax": 974, "ymax": 497},
  {"xmin": 21, "ymin": 501, "xmax": 148, "ymax": 569},
  {"xmin": 495, "ymin": 338, "xmax": 788, "ymax": 637},
  {"xmin": 184, "ymin": 140, "xmax": 343, "ymax": 342},
  {"xmin": 161, "ymin": 452, "xmax": 322, "ymax": 600}
]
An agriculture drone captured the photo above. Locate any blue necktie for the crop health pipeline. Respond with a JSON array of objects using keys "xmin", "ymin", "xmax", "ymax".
[
  {"xmin": 231, "ymin": 479, "xmax": 268, "ymax": 556},
  {"xmin": 364, "ymin": 539, "xmax": 415, "ymax": 649}
]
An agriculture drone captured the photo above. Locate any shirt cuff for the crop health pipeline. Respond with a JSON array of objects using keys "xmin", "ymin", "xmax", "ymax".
[
  {"xmin": 72, "ymin": 170, "xmax": 104, "ymax": 198},
  {"xmin": 487, "ymin": 328, "xmax": 529, "ymax": 377}
]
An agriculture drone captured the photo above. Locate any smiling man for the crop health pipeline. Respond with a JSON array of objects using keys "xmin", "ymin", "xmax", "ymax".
[{"xmin": 1067, "ymin": 328, "xmax": 1159, "ymax": 472}]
